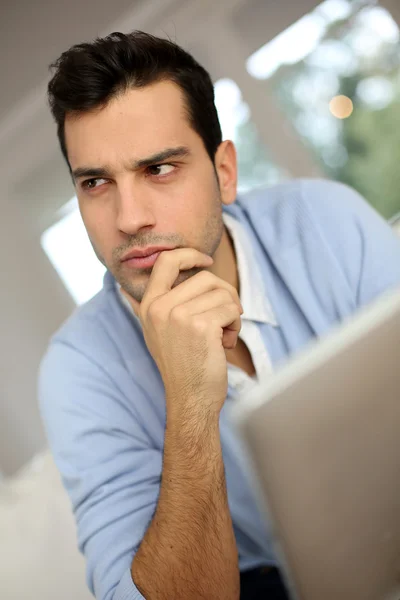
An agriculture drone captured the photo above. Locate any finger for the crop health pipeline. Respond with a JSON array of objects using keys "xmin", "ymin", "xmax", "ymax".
[
  {"xmin": 171, "ymin": 288, "xmax": 243, "ymax": 318},
  {"xmin": 200, "ymin": 303, "xmax": 242, "ymax": 349},
  {"xmin": 222, "ymin": 327, "xmax": 238, "ymax": 349},
  {"xmin": 144, "ymin": 248, "xmax": 213, "ymax": 305},
  {"xmin": 160, "ymin": 270, "xmax": 242, "ymax": 315}
]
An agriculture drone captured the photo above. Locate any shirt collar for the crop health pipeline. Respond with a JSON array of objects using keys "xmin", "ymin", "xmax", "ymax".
[{"xmin": 222, "ymin": 212, "xmax": 277, "ymax": 326}]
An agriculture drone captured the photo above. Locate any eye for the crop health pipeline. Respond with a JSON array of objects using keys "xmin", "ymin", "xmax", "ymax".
[
  {"xmin": 81, "ymin": 178, "xmax": 108, "ymax": 190},
  {"xmin": 147, "ymin": 164, "xmax": 175, "ymax": 177}
]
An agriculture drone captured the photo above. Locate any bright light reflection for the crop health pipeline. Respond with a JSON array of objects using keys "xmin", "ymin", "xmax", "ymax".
[
  {"xmin": 306, "ymin": 39, "xmax": 358, "ymax": 75},
  {"xmin": 356, "ymin": 76, "xmax": 394, "ymax": 110},
  {"xmin": 246, "ymin": 1, "xmax": 399, "ymax": 81},
  {"xmin": 41, "ymin": 199, "xmax": 106, "ymax": 305},
  {"xmin": 315, "ymin": 0, "xmax": 352, "ymax": 22},
  {"xmin": 214, "ymin": 78, "xmax": 250, "ymax": 140},
  {"xmin": 329, "ymin": 94, "xmax": 354, "ymax": 118},
  {"xmin": 246, "ymin": 13, "xmax": 327, "ymax": 79},
  {"xmin": 357, "ymin": 6, "xmax": 399, "ymax": 43},
  {"xmin": 246, "ymin": 0, "xmax": 355, "ymax": 80}
]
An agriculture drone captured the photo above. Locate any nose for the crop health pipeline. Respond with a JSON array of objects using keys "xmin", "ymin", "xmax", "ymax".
[{"xmin": 115, "ymin": 183, "xmax": 156, "ymax": 235}]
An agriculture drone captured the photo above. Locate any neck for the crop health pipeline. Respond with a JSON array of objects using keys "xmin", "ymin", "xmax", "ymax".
[{"xmin": 211, "ymin": 226, "xmax": 239, "ymax": 295}]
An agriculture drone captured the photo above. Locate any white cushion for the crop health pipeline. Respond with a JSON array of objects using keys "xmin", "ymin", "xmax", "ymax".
[{"xmin": 0, "ymin": 449, "xmax": 92, "ymax": 600}]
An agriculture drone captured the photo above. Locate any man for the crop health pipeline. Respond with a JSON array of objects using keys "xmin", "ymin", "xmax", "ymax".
[{"xmin": 39, "ymin": 30, "xmax": 400, "ymax": 600}]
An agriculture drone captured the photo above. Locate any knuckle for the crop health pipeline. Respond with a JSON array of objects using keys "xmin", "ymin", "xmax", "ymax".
[
  {"xmin": 192, "ymin": 317, "xmax": 208, "ymax": 335},
  {"xmin": 196, "ymin": 269, "xmax": 213, "ymax": 284},
  {"xmin": 224, "ymin": 303, "xmax": 240, "ymax": 319},
  {"xmin": 197, "ymin": 272, "xmax": 240, "ymax": 303},
  {"xmin": 170, "ymin": 305, "xmax": 188, "ymax": 323},
  {"xmin": 228, "ymin": 303, "xmax": 242, "ymax": 324},
  {"xmin": 229, "ymin": 286, "xmax": 241, "ymax": 305},
  {"xmin": 230, "ymin": 301, "xmax": 241, "ymax": 312},
  {"xmin": 147, "ymin": 299, "xmax": 165, "ymax": 322},
  {"xmin": 220, "ymin": 289, "xmax": 233, "ymax": 303}
]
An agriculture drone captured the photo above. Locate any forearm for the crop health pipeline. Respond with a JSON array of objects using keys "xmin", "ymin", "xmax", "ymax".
[{"xmin": 131, "ymin": 401, "xmax": 240, "ymax": 600}]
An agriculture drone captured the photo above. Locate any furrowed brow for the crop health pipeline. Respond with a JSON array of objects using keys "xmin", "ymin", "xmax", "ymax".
[
  {"xmin": 72, "ymin": 146, "xmax": 191, "ymax": 183},
  {"xmin": 132, "ymin": 146, "xmax": 191, "ymax": 169}
]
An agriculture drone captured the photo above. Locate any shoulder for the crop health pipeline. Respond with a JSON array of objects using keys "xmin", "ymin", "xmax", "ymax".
[
  {"xmin": 49, "ymin": 286, "xmax": 111, "ymax": 348},
  {"xmin": 237, "ymin": 178, "xmax": 400, "ymax": 306},
  {"xmin": 38, "ymin": 274, "xmax": 144, "ymax": 410},
  {"xmin": 44, "ymin": 272, "xmax": 140, "ymax": 362},
  {"xmin": 38, "ymin": 286, "xmax": 117, "ymax": 409},
  {"xmin": 38, "ymin": 276, "xmax": 155, "ymax": 446},
  {"xmin": 238, "ymin": 177, "xmax": 374, "ymax": 226},
  {"xmin": 237, "ymin": 177, "xmax": 393, "ymax": 259}
]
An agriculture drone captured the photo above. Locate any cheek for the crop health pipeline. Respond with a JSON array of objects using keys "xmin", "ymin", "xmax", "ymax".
[
  {"xmin": 171, "ymin": 179, "xmax": 213, "ymax": 224},
  {"xmin": 168, "ymin": 197, "xmax": 205, "ymax": 242}
]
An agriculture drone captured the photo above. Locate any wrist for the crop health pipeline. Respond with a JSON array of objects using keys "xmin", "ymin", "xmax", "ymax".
[
  {"xmin": 165, "ymin": 391, "xmax": 221, "ymax": 428},
  {"xmin": 165, "ymin": 396, "xmax": 221, "ymax": 457}
]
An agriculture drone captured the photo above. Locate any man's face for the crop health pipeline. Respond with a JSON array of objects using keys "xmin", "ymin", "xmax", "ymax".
[{"xmin": 65, "ymin": 80, "xmax": 236, "ymax": 304}]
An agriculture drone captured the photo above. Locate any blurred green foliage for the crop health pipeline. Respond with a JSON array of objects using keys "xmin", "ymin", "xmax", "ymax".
[{"xmin": 269, "ymin": 2, "xmax": 400, "ymax": 219}]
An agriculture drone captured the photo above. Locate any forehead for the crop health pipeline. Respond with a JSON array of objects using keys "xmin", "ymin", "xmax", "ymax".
[{"xmin": 65, "ymin": 80, "xmax": 198, "ymax": 168}]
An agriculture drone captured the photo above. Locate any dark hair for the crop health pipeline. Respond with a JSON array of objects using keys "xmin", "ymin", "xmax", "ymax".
[{"xmin": 47, "ymin": 31, "xmax": 222, "ymax": 172}]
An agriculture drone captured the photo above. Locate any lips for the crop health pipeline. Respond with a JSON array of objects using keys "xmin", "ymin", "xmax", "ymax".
[
  {"xmin": 121, "ymin": 246, "xmax": 175, "ymax": 262},
  {"xmin": 120, "ymin": 246, "xmax": 177, "ymax": 270}
]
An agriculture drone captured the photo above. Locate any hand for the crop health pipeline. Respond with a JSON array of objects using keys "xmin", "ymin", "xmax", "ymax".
[{"xmin": 122, "ymin": 248, "xmax": 243, "ymax": 413}]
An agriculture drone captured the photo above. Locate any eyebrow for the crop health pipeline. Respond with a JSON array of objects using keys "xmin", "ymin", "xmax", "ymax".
[{"xmin": 71, "ymin": 146, "xmax": 191, "ymax": 182}]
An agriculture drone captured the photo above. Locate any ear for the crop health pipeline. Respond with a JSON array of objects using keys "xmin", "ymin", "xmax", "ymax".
[{"xmin": 214, "ymin": 140, "xmax": 238, "ymax": 206}]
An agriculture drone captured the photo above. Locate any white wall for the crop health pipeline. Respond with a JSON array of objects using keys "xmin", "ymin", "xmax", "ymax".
[{"xmin": 0, "ymin": 193, "xmax": 75, "ymax": 475}]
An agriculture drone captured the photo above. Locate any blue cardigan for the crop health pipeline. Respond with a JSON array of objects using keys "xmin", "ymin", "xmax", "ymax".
[{"xmin": 39, "ymin": 179, "xmax": 400, "ymax": 600}]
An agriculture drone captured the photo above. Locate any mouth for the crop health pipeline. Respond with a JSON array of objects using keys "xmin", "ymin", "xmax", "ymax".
[{"xmin": 121, "ymin": 247, "xmax": 175, "ymax": 270}]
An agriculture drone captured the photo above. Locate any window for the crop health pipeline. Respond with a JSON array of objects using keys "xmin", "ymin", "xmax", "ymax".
[
  {"xmin": 214, "ymin": 78, "xmax": 287, "ymax": 192},
  {"xmin": 247, "ymin": 0, "xmax": 400, "ymax": 219},
  {"xmin": 41, "ymin": 198, "xmax": 106, "ymax": 305}
]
